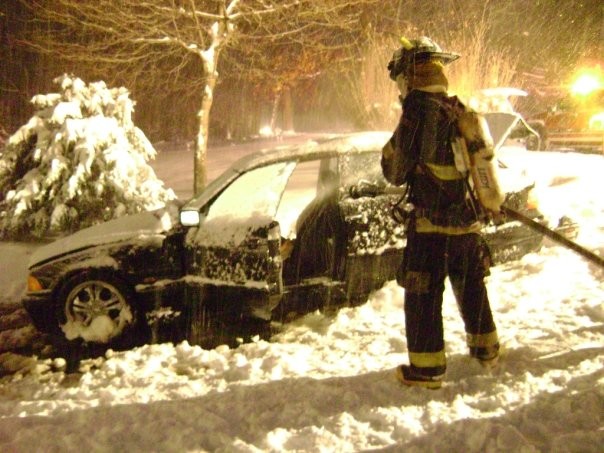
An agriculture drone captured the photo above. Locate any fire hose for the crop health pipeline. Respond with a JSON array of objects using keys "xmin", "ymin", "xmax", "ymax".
[{"xmin": 501, "ymin": 205, "xmax": 604, "ymax": 269}]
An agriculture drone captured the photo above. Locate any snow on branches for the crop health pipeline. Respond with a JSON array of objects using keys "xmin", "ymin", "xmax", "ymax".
[{"xmin": 0, "ymin": 75, "xmax": 175, "ymax": 239}]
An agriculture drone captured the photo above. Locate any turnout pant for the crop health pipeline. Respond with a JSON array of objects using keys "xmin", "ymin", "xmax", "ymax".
[{"xmin": 398, "ymin": 232, "xmax": 498, "ymax": 376}]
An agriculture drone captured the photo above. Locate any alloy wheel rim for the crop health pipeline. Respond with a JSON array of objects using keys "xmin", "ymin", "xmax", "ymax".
[{"xmin": 66, "ymin": 280, "xmax": 129, "ymax": 330}]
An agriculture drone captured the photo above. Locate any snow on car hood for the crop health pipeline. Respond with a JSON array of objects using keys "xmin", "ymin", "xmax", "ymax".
[{"xmin": 29, "ymin": 207, "xmax": 176, "ymax": 268}]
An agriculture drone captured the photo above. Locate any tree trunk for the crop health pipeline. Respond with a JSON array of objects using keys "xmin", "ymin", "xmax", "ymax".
[
  {"xmin": 194, "ymin": 68, "xmax": 218, "ymax": 195},
  {"xmin": 282, "ymin": 85, "xmax": 294, "ymax": 132},
  {"xmin": 269, "ymin": 89, "xmax": 282, "ymax": 133}
]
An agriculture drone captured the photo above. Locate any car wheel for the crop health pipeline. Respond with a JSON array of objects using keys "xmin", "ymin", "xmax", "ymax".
[
  {"xmin": 526, "ymin": 123, "xmax": 548, "ymax": 150},
  {"xmin": 57, "ymin": 271, "xmax": 136, "ymax": 344}
]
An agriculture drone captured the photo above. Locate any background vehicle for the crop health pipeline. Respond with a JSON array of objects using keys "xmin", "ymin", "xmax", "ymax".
[
  {"xmin": 522, "ymin": 66, "xmax": 604, "ymax": 154},
  {"xmin": 23, "ymin": 132, "xmax": 576, "ymax": 353}
]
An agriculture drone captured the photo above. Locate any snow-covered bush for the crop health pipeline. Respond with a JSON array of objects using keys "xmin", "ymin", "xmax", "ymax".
[{"xmin": 0, "ymin": 75, "xmax": 176, "ymax": 239}]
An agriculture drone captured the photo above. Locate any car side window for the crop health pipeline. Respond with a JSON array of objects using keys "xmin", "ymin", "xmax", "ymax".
[
  {"xmin": 338, "ymin": 152, "xmax": 385, "ymax": 190},
  {"xmin": 195, "ymin": 161, "xmax": 296, "ymax": 246},
  {"xmin": 276, "ymin": 159, "xmax": 322, "ymax": 239}
]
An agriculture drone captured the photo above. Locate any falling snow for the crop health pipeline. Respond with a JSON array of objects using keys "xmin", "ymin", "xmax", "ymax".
[{"xmin": 0, "ymin": 135, "xmax": 602, "ymax": 451}]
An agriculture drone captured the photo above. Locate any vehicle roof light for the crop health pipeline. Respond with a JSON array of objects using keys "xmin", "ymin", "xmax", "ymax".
[{"xmin": 570, "ymin": 72, "xmax": 602, "ymax": 96}]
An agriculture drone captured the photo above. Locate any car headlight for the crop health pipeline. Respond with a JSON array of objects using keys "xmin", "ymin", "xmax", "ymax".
[
  {"xmin": 526, "ymin": 187, "xmax": 539, "ymax": 211},
  {"xmin": 27, "ymin": 275, "xmax": 44, "ymax": 292},
  {"xmin": 180, "ymin": 209, "xmax": 200, "ymax": 227}
]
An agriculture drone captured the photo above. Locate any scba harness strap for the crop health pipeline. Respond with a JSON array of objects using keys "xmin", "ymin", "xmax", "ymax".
[{"xmin": 392, "ymin": 94, "xmax": 486, "ymax": 227}]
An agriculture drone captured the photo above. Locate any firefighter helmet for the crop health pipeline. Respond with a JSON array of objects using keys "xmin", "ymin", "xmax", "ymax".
[{"xmin": 388, "ymin": 36, "xmax": 460, "ymax": 80}]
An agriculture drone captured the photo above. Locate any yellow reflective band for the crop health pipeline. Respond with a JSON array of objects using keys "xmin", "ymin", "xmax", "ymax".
[
  {"xmin": 426, "ymin": 162, "xmax": 464, "ymax": 180},
  {"xmin": 467, "ymin": 331, "xmax": 499, "ymax": 348},
  {"xmin": 415, "ymin": 217, "xmax": 482, "ymax": 235},
  {"xmin": 409, "ymin": 350, "xmax": 446, "ymax": 368}
]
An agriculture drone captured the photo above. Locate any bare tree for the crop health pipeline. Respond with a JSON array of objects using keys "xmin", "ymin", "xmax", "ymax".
[
  {"xmin": 337, "ymin": 0, "xmax": 602, "ymax": 128},
  {"xmin": 21, "ymin": 0, "xmax": 378, "ymax": 194}
]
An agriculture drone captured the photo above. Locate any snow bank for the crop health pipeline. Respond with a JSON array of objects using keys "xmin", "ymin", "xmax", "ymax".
[{"xmin": 0, "ymin": 142, "xmax": 602, "ymax": 452}]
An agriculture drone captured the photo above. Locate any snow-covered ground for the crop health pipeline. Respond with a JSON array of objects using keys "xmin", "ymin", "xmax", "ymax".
[{"xmin": 0, "ymin": 138, "xmax": 602, "ymax": 452}]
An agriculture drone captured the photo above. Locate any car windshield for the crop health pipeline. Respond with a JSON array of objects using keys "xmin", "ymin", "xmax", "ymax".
[{"xmin": 193, "ymin": 161, "xmax": 296, "ymax": 246}]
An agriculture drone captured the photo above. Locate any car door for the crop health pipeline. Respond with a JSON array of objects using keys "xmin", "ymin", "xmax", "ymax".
[
  {"xmin": 337, "ymin": 151, "xmax": 406, "ymax": 302},
  {"xmin": 187, "ymin": 161, "xmax": 297, "ymax": 321}
]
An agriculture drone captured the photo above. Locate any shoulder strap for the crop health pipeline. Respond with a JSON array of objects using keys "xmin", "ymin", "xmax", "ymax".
[{"xmin": 415, "ymin": 97, "xmax": 488, "ymax": 223}]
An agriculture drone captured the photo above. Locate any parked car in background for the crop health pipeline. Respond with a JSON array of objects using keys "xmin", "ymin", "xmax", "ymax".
[
  {"xmin": 520, "ymin": 66, "xmax": 604, "ymax": 154},
  {"xmin": 22, "ymin": 132, "xmax": 576, "ymax": 353},
  {"xmin": 524, "ymin": 89, "xmax": 604, "ymax": 154}
]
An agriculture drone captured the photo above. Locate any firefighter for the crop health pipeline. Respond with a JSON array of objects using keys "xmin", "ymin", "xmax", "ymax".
[{"xmin": 381, "ymin": 36, "xmax": 504, "ymax": 389}]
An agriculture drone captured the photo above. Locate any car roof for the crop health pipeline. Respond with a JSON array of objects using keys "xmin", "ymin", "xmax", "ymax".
[
  {"xmin": 229, "ymin": 131, "xmax": 390, "ymax": 172},
  {"xmin": 182, "ymin": 131, "xmax": 391, "ymax": 212}
]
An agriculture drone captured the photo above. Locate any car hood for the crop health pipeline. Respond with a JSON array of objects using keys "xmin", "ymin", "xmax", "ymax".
[{"xmin": 29, "ymin": 206, "xmax": 177, "ymax": 268}]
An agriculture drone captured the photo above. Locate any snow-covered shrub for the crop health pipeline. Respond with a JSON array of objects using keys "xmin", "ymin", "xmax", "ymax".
[{"xmin": 0, "ymin": 75, "xmax": 176, "ymax": 239}]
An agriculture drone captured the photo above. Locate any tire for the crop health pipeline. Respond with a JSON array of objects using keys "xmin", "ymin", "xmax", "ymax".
[
  {"xmin": 56, "ymin": 270, "xmax": 137, "ymax": 345},
  {"xmin": 526, "ymin": 123, "xmax": 548, "ymax": 151}
]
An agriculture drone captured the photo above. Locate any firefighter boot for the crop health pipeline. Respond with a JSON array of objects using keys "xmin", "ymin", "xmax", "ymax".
[
  {"xmin": 395, "ymin": 364, "xmax": 444, "ymax": 389},
  {"xmin": 470, "ymin": 343, "xmax": 500, "ymax": 368}
]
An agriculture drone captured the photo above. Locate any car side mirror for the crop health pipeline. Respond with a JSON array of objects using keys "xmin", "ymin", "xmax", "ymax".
[{"xmin": 179, "ymin": 209, "xmax": 200, "ymax": 227}]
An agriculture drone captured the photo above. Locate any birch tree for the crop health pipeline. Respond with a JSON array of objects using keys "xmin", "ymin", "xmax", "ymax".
[{"xmin": 22, "ymin": 0, "xmax": 378, "ymax": 194}]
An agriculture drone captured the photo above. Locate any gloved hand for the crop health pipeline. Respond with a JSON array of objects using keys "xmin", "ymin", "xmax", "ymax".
[{"xmin": 489, "ymin": 209, "xmax": 506, "ymax": 226}]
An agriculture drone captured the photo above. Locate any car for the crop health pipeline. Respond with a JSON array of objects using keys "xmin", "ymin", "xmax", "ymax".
[
  {"xmin": 524, "ymin": 104, "xmax": 604, "ymax": 154},
  {"xmin": 22, "ymin": 131, "xmax": 575, "ymax": 353},
  {"xmin": 516, "ymin": 66, "xmax": 604, "ymax": 154}
]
